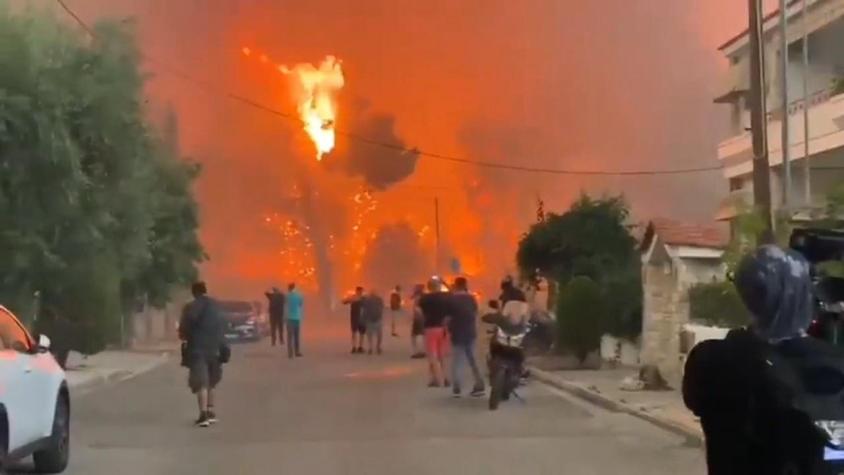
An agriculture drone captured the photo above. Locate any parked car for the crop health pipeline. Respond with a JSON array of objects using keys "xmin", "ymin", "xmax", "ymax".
[
  {"xmin": 0, "ymin": 306, "xmax": 70, "ymax": 473},
  {"xmin": 220, "ymin": 301, "xmax": 261, "ymax": 342},
  {"xmin": 251, "ymin": 301, "xmax": 271, "ymax": 337}
]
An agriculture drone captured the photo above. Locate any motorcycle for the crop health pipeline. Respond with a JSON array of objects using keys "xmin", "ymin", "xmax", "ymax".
[{"xmin": 486, "ymin": 324, "xmax": 529, "ymax": 411}]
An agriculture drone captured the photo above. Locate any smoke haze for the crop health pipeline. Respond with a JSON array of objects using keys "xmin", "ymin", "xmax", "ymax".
[{"xmin": 35, "ymin": 0, "xmax": 776, "ymax": 298}]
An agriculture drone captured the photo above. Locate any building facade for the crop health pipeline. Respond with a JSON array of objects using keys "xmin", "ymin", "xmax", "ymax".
[{"xmin": 715, "ymin": 0, "xmax": 844, "ymax": 219}]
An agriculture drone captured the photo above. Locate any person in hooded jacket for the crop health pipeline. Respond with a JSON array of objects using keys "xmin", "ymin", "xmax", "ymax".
[{"xmin": 683, "ymin": 245, "xmax": 844, "ymax": 475}]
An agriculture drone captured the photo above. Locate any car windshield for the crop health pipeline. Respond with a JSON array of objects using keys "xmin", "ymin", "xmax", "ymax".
[{"xmin": 6, "ymin": 1, "xmax": 832, "ymax": 473}]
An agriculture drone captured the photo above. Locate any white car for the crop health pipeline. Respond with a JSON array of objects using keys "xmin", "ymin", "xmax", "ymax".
[{"xmin": 0, "ymin": 306, "xmax": 70, "ymax": 473}]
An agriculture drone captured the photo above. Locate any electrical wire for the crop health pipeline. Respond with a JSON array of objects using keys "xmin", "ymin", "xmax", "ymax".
[{"xmin": 55, "ymin": 0, "xmax": 725, "ymax": 177}]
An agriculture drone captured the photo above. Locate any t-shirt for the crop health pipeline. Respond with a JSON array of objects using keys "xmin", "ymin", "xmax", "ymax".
[
  {"xmin": 266, "ymin": 291, "xmax": 286, "ymax": 319},
  {"xmin": 389, "ymin": 292, "xmax": 402, "ymax": 311},
  {"xmin": 500, "ymin": 286, "xmax": 527, "ymax": 305},
  {"xmin": 418, "ymin": 291, "xmax": 450, "ymax": 328},
  {"xmin": 362, "ymin": 295, "xmax": 385, "ymax": 325},
  {"xmin": 286, "ymin": 290, "xmax": 304, "ymax": 321},
  {"xmin": 448, "ymin": 292, "xmax": 478, "ymax": 344},
  {"xmin": 179, "ymin": 296, "xmax": 225, "ymax": 357},
  {"xmin": 349, "ymin": 296, "xmax": 363, "ymax": 321}
]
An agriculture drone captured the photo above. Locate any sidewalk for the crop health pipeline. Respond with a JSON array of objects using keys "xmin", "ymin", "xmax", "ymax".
[
  {"xmin": 64, "ymin": 350, "xmax": 171, "ymax": 394},
  {"xmin": 529, "ymin": 364, "xmax": 704, "ymax": 445}
]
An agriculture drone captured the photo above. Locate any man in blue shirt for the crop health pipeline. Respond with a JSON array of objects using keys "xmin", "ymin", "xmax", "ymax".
[{"xmin": 285, "ymin": 282, "xmax": 304, "ymax": 359}]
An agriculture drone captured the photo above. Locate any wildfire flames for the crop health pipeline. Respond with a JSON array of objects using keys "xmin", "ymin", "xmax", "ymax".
[{"xmin": 279, "ymin": 56, "xmax": 345, "ymax": 160}]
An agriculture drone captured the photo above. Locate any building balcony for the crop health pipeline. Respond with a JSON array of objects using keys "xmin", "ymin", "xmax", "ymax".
[{"xmin": 717, "ymin": 90, "xmax": 844, "ymax": 179}]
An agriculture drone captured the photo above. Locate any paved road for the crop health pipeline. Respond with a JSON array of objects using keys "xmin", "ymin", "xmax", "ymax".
[{"xmin": 11, "ymin": 328, "xmax": 706, "ymax": 474}]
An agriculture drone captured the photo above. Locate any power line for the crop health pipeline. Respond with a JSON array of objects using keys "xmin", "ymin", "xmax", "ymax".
[{"xmin": 55, "ymin": 0, "xmax": 725, "ymax": 177}]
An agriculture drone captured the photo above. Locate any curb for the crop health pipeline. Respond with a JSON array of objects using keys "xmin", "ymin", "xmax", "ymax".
[
  {"xmin": 530, "ymin": 366, "xmax": 704, "ymax": 446},
  {"xmin": 69, "ymin": 354, "xmax": 170, "ymax": 395}
]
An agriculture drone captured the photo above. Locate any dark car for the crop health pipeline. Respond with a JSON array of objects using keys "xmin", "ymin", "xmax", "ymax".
[{"xmin": 220, "ymin": 300, "xmax": 262, "ymax": 342}]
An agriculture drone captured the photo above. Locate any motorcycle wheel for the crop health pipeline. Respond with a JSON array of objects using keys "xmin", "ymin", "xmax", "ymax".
[{"xmin": 489, "ymin": 363, "xmax": 507, "ymax": 411}]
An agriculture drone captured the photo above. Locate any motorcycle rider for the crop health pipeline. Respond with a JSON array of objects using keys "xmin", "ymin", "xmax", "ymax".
[{"xmin": 499, "ymin": 275, "xmax": 526, "ymax": 307}]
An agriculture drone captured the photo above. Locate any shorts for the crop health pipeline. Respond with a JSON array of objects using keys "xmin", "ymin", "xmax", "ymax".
[
  {"xmin": 411, "ymin": 317, "xmax": 424, "ymax": 336},
  {"xmin": 365, "ymin": 321, "xmax": 383, "ymax": 336},
  {"xmin": 424, "ymin": 327, "xmax": 449, "ymax": 359},
  {"xmin": 188, "ymin": 355, "xmax": 223, "ymax": 394},
  {"xmin": 351, "ymin": 316, "xmax": 366, "ymax": 334}
]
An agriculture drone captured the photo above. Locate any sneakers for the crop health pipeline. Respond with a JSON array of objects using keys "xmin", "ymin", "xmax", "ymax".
[
  {"xmin": 195, "ymin": 412, "xmax": 211, "ymax": 428},
  {"xmin": 452, "ymin": 391, "xmax": 463, "ymax": 399},
  {"xmin": 470, "ymin": 387, "xmax": 486, "ymax": 398},
  {"xmin": 207, "ymin": 409, "xmax": 218, "ymax": 424}
]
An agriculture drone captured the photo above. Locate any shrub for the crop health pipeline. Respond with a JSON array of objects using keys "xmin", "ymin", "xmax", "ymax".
[
  {"xmin": 689, "ymin": 281, "xmax": 751, "ymax": 328},
  {"xmin": 602, "ymin": 271, "xmax": 643, "ymax": 341},
  {"xmin": 556, "ymin": 276, "xmax": 606, "ymax": 363}
]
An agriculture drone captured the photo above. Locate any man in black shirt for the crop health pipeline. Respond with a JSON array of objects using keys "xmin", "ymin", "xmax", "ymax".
[
  {"xmin": 264, "ymin": 287, "xmax": 286, "ymax": 347},
  {"xmin": 448, "ymin": 277, "xmax": 485, "ymax": 398},
  {"xmin": 342, "ymin": 287, "xmax": 366, "ymax": 354},
  {"xmin": 418, "ymin": 277, "xmax": 451, "ymax": 387},
  {"xmin": 179, "ymin": 282, "xmax": 226, "ymax": 427}
]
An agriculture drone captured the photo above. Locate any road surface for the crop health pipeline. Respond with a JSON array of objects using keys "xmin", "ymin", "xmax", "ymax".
[{"xmin": 10, "ymin": 327, "xmax": 706, "ymax": 474}]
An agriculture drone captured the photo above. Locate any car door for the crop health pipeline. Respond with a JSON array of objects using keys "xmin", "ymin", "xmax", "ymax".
[{"xmin": 0, "ymin": 307, "xmax": 42, "ymax": 450}]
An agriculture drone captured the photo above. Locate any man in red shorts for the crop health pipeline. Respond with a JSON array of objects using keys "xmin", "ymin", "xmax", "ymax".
[{"xmin": 418, "ymin": 277, "xmax": 451, "ymax": 387}]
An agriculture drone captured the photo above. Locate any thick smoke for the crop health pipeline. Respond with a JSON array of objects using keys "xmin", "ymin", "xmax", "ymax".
[
  {"xmin": 329, "ymin": 101, "xmax": 420, "ymax": 190},
  {"xmin": 361, "ymin": 222, "xmax": 428, "ymax": 291},
  {"xmin": 50, "ymin": 0, "xmax": 772, "ymax": 299}
]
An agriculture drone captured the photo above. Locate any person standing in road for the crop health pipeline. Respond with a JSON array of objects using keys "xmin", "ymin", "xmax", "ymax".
[
  {"xmin": 179, "ymin": 281, "xmax": 227, "ymax": 428},
  {"xmin": 418, "ymin": 277, "xmax": 451, "ymax": 387},
  {"xmin": 362, "ymin": 289, "xmax": 385, "ymax": 355},
  {"xmin": 343, "ymin": 287, "xmax": 366, "ymax": 354},
  {"xmin": 389, "ymin": 285, "xmax": 402, "ymax": 337},
  {"xmin": 447, "ymin": 277, "xmax": 485, "ymax": 398},
  {"xmin": 264, "ymin": 287, "xmax": 286, "ymax": 347},
  {"xmin": 285, "ymin": 282, "xmax": 304, "ymax": 359},
  {"xmin": 410, "ymin": 284, "xmax": 426, "ymax": 359}
]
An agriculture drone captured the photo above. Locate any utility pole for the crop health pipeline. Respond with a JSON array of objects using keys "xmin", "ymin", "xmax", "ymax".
[
  {"xmin": 748, "ymin": 0, "xmax": 775, "ymax": 238},
  {"xmin": 434, "ymin": 196, "xmax": 441, "ymax": 275},
  {"xmin": 779, "ymin": 0, "xmax": 792, "ymax": 209},
  {"xmin": 802, "ymin": 0, "xmax": 812, "ymax": 206}
]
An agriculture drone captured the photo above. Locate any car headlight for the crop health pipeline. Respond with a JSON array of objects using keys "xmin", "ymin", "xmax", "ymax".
[{"xmin": 816, "ymin": 420, "xmax": 844, "ymax": 448}]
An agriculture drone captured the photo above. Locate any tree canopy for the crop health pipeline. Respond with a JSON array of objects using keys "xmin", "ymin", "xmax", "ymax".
[
  {"xmin": 0, "ymin": 3, "xmax": 204, "ymax": 350},
  {"xmin": 517, "ymin": 194, "xmax": 637, "ymax": 284},
  {"xmin": 517, "ymin": 194, "xmax": 641, "ymax": 343}
]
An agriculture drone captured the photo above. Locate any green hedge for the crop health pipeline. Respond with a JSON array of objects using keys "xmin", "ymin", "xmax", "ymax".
[
  {"xmin": 689, "ymin": 281, "xmax": 750, "ymax": 328},
  {"xmin": 556, "ymin": 276, "xmax": 606, "ymax": 362}
]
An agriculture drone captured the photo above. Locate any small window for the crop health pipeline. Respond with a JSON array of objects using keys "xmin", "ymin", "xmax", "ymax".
[{"xmin": 0, "ymin": 308, "xmax": 32, "ymax": 353}]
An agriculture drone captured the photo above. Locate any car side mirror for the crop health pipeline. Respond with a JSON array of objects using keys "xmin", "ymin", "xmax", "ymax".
[{"xmin": 38, "ymin": 334, "xmax": 52, "ymax": 352}]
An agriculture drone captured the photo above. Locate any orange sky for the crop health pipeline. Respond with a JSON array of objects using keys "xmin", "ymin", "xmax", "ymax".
[{"xmin": 40, "ymin": 0, "xmax": 779, "ymax": 299}]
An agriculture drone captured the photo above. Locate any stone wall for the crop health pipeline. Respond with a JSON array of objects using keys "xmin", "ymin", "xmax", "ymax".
[{"xmin": 640, "ymin": 252, "xmax": 691, "ymax": 385}]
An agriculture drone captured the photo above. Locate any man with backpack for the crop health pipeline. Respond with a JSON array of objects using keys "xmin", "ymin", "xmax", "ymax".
[{"xmin": 179, "ymin": 282, "xmax": 228, "ymax": 428}]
